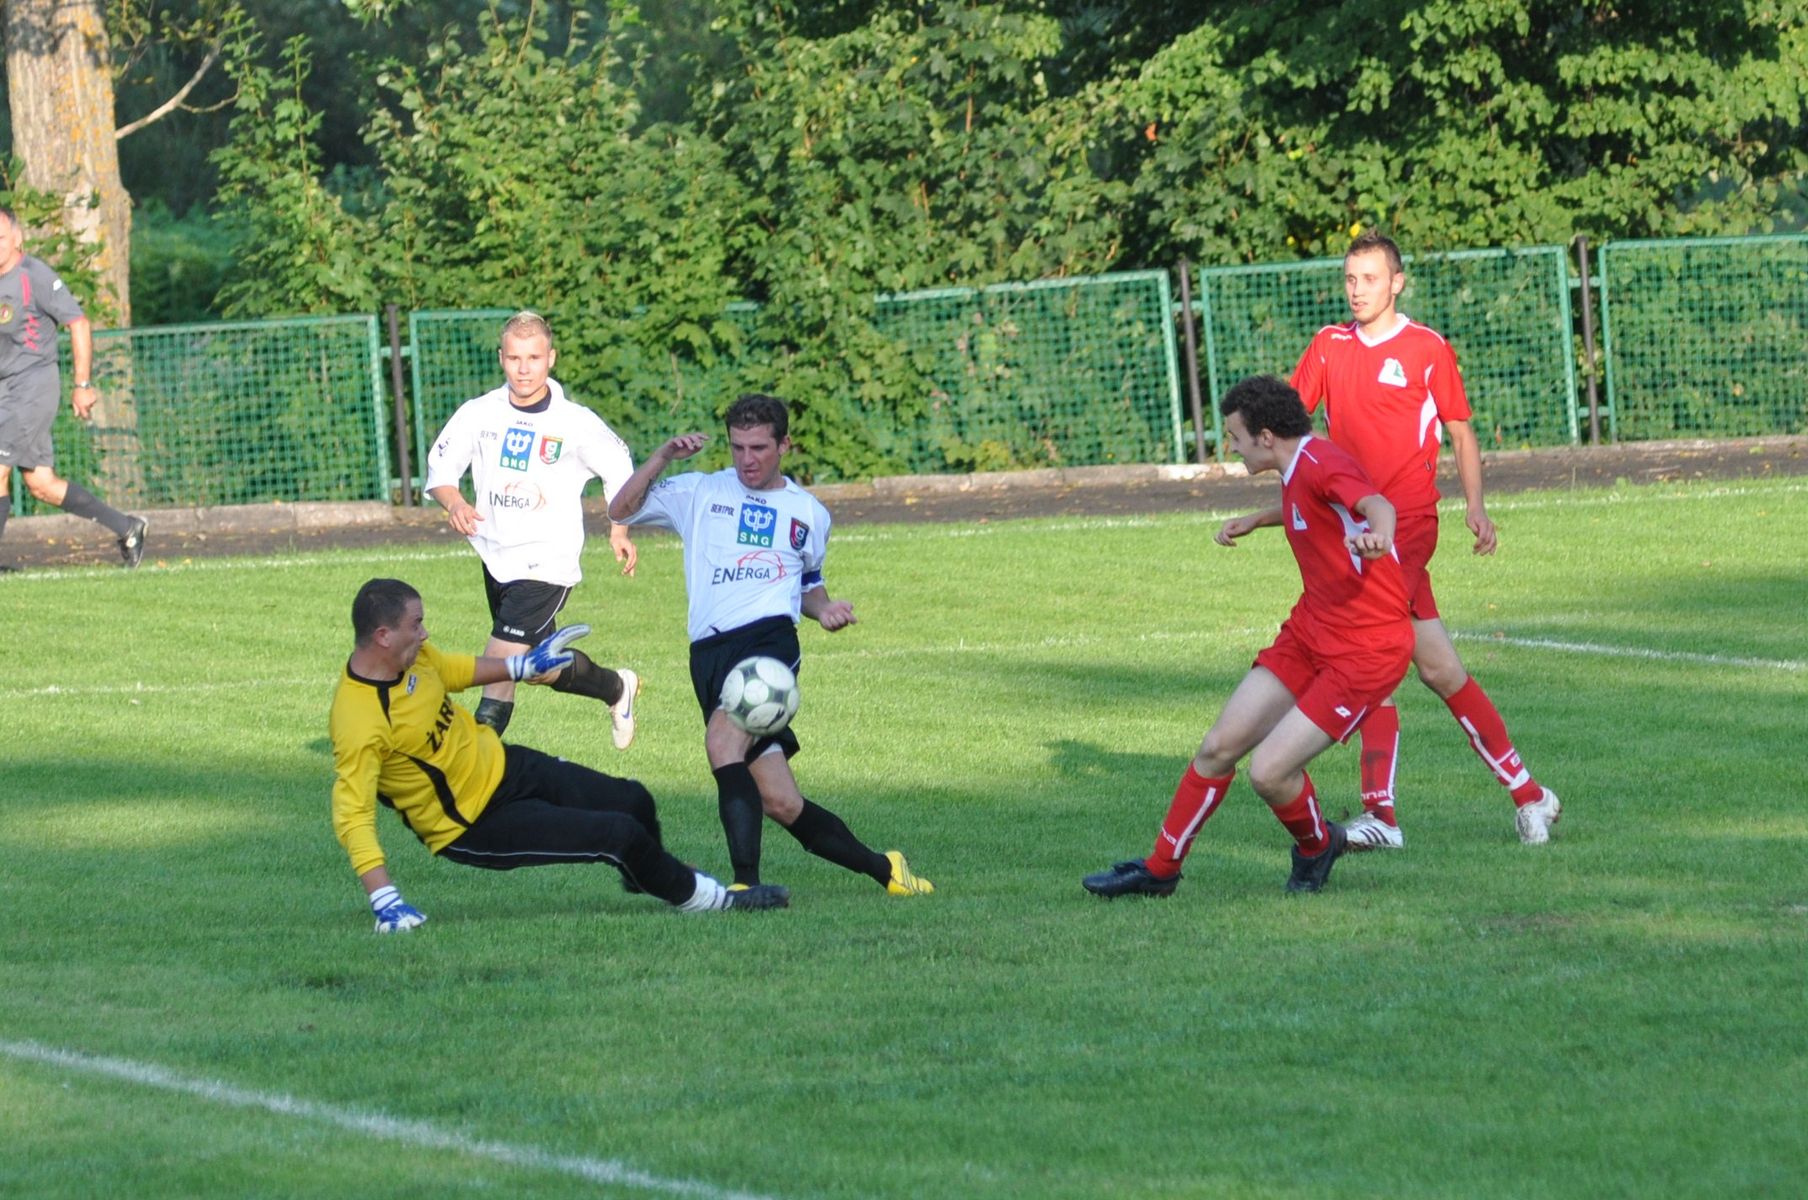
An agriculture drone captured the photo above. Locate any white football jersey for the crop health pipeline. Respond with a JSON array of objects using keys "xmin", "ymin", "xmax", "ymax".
[
  {"xmin": 618, "ymin": 468, "xmax": 832, "ymax": 642},
  {"xmin": 424, "ymin": 380, "xmax": 634, "ymax": 586}
]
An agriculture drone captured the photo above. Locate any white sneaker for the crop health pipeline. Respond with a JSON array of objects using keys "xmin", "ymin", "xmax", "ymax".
[
  {"xmin": 1514, "ymin": 788, "xmax": 1562, "ymax": 845},
  {"xmin": 1344, "ymin": 811, "xmax": 1405, "ymax": 851},
  {"xmin": 611, "ymin": 669, "xmax": 641, "ymax": 750}
]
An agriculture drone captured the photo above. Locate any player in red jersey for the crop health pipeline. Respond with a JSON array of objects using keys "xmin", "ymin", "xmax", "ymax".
[
  {"xmin": 1290, "ymin": 231, "xmax": 1560, "ymax": 847},
  {"xmin": 1082, "ymin": 375, "xmax": 1414, "ymax": 897}
]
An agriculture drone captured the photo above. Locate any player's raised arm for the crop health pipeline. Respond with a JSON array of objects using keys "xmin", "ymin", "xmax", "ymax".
[
  {"xmin": 1216, "ymin": 505, "xmax": 1284, "ymax": 547},
  {"xmin": 608, "ymin": 433, "xmax": 709, "ymax": 522},
  {"xmin": 1348, "ymin": 493, "xmax": 1397, "ymax": 559}
]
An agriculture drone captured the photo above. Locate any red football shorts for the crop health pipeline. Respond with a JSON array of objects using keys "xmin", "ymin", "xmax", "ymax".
[
  {"xmin": 1254, "ymin": 617, "xmax": 1415, "ymax": 743},
  {"xmin": 1393, "ymin": 510, "xmax": 1441, "ymax": 621}
]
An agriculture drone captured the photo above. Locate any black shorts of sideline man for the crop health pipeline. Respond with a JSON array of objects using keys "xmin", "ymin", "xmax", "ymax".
[
  {"xmin": 437, "ymin": 744, "xmax": 696, "ymax": 903},
  {"xmin": 688, "ymin": 614, "xmax": 802, "ymax": 762}
]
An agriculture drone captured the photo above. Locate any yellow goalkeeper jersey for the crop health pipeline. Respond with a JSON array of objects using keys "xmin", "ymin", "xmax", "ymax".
[{"xmin": 329, "ymin": 642, "xmax": 507, "ymax": 876}]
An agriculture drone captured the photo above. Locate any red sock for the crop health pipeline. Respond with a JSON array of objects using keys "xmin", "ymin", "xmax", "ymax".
[
  {"xmin": 1147, "ymin": 764, "xmax": 1233, "ymax": 878},
  {"xmin": 1444, "ymin": 677, "xmax": 1543, "ymax": 805},
  {"xmin": 1357, "ymin": 704, "xmax": 1400, "ymax": 824},
  {"xmin": 1270, "ymin": 775, "xmax": 1329, "ymax": 855}
]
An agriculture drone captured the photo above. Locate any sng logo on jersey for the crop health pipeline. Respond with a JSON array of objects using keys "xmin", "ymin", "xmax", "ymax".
[
  {"xmin": 500, "ymin": 426, "xmax": 535, "ymax": 471},
  {"xmin": 711, "ymin": 549, "xmax": 786, "ymax": 587},
  {"xmin": 737, "ymin": 502, "xmax": 777, "ymax": 547},
  {"xmin": 788, "ymin": 518, "xmax": 810, "ymax": 552},
  {"xmin": 539, "ymin": 436, "xmax": 563, "ymax": 465}
]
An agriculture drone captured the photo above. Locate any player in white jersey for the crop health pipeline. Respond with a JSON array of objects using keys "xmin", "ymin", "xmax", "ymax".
[
  {"xmin": 426, "ymin": 312, "xmax": 642, "ymax": 743},
  {"xmin": 609, "ymin": 394, "xmax": 935, "ymax": 898}
]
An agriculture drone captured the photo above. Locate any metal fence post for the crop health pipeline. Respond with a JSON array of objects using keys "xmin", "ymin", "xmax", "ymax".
[
  {"xmin": 385, "ymin": 305, "xmax": 414, "ymax": 506},
  {"xmin": 1573, "ymin": 237, "xmax": 1602, "ymax": 445},
  {"xmin": 1175, "ymin": 259, "xmax": 1209, "ymax": 464}
]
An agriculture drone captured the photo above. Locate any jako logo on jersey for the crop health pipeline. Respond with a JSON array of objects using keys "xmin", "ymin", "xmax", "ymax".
[
  {"xmin": 500, "ymin": 426, "xmax": 535, "ymax": 470},
  {"xmin": 737, "ymin": 502, "xmax": 777, "ymax": 547},
  {"xmin": 711, "ymin": 550, "xmax": 786, "ymax": 586},
  {"xmin": 1378, "ymin": 358, "xmax": 1408, "ymax": 387},
  {"xmin": 539, "ymin": 436, "xmax": 563, "ymax": 465},
  {"xmin": 489, "ymin": 482, "xmax": 545, "ymax": 511},
  {"xmin": 789, "ymin": 518, "xmax": 810, "ymax": 551}
]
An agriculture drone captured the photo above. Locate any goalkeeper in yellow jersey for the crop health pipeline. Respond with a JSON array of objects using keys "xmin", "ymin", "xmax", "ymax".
[{"xmin": 329, "ymin": 578, "xmax": 788, "ymax": 931}]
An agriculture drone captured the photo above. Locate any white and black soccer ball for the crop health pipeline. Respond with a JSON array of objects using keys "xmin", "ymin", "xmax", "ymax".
[{"xmin": 719, "ymin": 655, "xmax": 800, "ymax": 736}]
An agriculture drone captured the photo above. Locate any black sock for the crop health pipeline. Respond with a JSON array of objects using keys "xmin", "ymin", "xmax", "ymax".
[
  {"xmin": 549, "ymin": 649, "xmax": 625, "ymax": 704},
  {"xmin": 783, "ymin": 798, "xmax": 889, "ymax": 884},
  {"xmin": 56, "ymin": 483, "xmax": 134, "ymax": 536},
  {"xmin": 712, "ymin": 761, "xmax": 765, "ymax": 886},
  {"xmin": 473, "ymin": 697, "xmax": 514, "ymax": 735},
  {"xmin": 0, "ymin": 495, "xmax": 9, "ymax": 540}
]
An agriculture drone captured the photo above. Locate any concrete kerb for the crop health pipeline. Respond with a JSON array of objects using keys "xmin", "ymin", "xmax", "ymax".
[
  {"xmin": 7, "ymin": 462, "xmax": 1252, "ymax": 545},
  {"xmin": 7, "ymin": 500, "xmax": 423, "ymax": 545}
]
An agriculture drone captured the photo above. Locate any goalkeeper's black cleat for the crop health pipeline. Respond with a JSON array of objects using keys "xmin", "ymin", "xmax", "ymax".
[
  {"xmin": 725, "ymin": 883, "xmax": 790, "ymax": 911},
  {"xmin": 1285, "ymin": 822, "xmax": 1348, "ymax": 893},
  {"xmin": 1082, "ymin": 859, "xmax": 1180, "ymax": 898}
]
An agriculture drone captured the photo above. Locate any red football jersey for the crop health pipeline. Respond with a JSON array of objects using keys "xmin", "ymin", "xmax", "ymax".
[
  {"xmin": 1291, "ymin": 315, "xmax": 1470, "ymax": 518},
  {"xmin": 1279, "ymin": 435, "xmax": 1411, "ymax": 637}
]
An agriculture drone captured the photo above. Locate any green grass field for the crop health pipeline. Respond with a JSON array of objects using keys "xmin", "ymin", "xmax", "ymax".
[{"xmin": 3, "ymin": 477, "xmax": 1804, "ymax": 1199}]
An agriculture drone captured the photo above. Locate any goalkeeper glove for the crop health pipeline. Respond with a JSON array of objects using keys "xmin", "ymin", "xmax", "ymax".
[
  {"xmin": 369, "ymin": 884, "xmax": 426, "ymax": 934},
  {"xmin": 505, "ymin": 623, "xmax": 590, "ymax": 681}
]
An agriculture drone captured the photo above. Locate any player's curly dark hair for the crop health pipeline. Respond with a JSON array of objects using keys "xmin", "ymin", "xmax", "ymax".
[
  {"xmin": 1219, "ymin": 375, "xmax": 1313, "ymax": 439},
  {"xmin": 1347, "ymin": 230, "xmax": 1403, "ymax": 275},
  {"xmin": 352, "ymin": 578, "xmax": 421, "ymax": 644},
  {"xmin": 724, "ymin": 393, "xmax": 789, "ymax": 441}
]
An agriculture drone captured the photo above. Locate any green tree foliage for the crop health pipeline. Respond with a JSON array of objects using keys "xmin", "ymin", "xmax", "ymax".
[
  {"xmin": 692, "ymin": 0, "xmax": 1128, "ymax": 476},
  {"xmin": 197, "ymin": 0, "xmax": 1808, "ymax": 476},
  {"xmin": 361, "ymin": 4, "xmax": 751, "ymax": 441},
  {"xmin": 212, "ymin": 37, "xmax": 380, "ymax": 315},
  {"xmin": 1118, "ymin": 1, "xmax": 1808, "ymax": 263}
]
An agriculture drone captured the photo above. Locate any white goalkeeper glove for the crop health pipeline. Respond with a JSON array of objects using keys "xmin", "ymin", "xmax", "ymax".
[
  {"xmin": 369, "ymin": 884, "xmax": 426, "ymax": 934},
  {"xmin": 505, "ymin": 624, "xmax": 590, "ymax": 681}
]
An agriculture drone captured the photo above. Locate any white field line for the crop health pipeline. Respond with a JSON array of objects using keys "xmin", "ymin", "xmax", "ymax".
[
  {"xmin": 0, "ymin": 1038, "xmax": 780, "ymax": 1200},
  {"xmin": 7, "ymin": 624, "xmax": 1798, "ymax": 703},
  {"xmin": 1451, "ymin": 631, "xmax": 1803, "ymax": 673}
]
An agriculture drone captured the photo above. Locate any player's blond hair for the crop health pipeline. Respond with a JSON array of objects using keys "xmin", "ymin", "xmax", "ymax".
[{"xmin": 499, "ymin": 310, "xmax": 554, "ymax": 349}]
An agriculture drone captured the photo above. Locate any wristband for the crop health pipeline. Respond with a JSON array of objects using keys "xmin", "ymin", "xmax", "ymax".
[
  {"xmin": 74, "ymin": 380, "xmax": 93, "ymax": 388},
  {"xmin": 369, "ymin": 884, "xmax": 401, "ymax": 913}
]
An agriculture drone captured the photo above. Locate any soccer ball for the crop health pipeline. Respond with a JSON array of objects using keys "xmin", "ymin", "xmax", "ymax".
[{"xmin": 719, "ymin": 655, "xmax": 800, "ymax": 736}]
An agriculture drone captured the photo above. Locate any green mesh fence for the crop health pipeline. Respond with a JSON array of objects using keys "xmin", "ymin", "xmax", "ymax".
[
  {"xmin": 1200, "ymin": 247, "xmax": 1577, "ymax": 455},
  {"xmin": 410, "ymin": 307, "xmax": 514, "ymax": 477},
  {"xmin": 409, "ymin": 307, "xmax": 759, "ymax": 479},
  {"xmin": 872, "ymin": 270, "xmax": 1184, "ymax": 471},
  {"xmin": 410, "ymin": 274, "xmax": 1184, "ymax": 480},
  {"xmin": 1598, "ymin": 234, "xmax": 1808, "ymax": 441},
  {"xmin": 25, "ymin": 315, "xmax": 389, "ymax": 513}
]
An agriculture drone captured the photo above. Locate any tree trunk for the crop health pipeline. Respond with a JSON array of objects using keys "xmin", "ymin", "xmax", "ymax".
[
  {"xmin": 5, "ymin": 0, "xmax": 142, "ymax": 501},
  {"xmin": 4, "ymin": 0, "xmax": 131, "ymax": 324}
]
